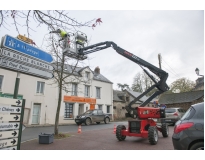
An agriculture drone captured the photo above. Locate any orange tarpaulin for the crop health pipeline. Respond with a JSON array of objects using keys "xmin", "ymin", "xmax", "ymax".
[{"xmin": 64, "ymin": 96, "xmax": 96, "ymax": 104}]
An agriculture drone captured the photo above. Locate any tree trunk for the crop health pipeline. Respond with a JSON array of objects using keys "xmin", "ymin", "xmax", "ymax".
[{"xmin": 54, "ymin": 55, "xmax": 64, "ymax": 135}]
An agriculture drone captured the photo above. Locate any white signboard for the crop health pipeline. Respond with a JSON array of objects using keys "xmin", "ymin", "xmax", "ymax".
[
  {"xmin": 0, "ymin": 130, "xmax": 19, "ymax": 139},
  {"xmin": 0, "ymin": 138, "xmax": 18, "ymax": 149},
  {"xmin": 0, "ymin": 114, "xmax": 20, "ymax": 122},
  {"xmin": 0, "ymin": 106, "xmax": 21, "ymax": 113},
  {"xmin": 0, "ymin": 97, "xmax": 22, "ymax": 106},
  {"xmin": 0, "ymin": 123, "xmax": 19, "ymax": 131},
  {"xmin": 0, "ymin": 49, "xmax": 54, "ymax": 71},
  {"xmin": 0, "ymin": 146, "xmax": 17, "ymax": 150},
  {"xmin": 0, "ymin": 58, "xmax": 53, "ymax": 79}
]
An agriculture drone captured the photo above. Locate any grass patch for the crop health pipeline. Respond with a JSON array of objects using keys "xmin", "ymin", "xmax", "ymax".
[{"xmin": 54, "ymin": 133, "xmax": 70, "ymax": 139}]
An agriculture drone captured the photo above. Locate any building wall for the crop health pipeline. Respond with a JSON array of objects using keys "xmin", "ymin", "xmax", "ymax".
[{"xmin": 0, "ymin": 67, "xmax": 113, "ymax": 126}]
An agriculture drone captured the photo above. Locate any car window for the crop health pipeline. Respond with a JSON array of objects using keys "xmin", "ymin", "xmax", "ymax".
[
  {"xmin": 84, "ymin": 110, "xmax": 93, "ymax": 114},
  {"xmin": 178, "ymin": 109, "xmax": 185, "ymax": 113},
  {"xmin": 165, "ymin": 109, "xmax": 176, "ymax": 113},
  {"xmin": 98, "ymin": 110, "xmax": 103, "ymax": 115},
  {"xmin": 92, "ymin": 110, "xmax": 98, "ymax": 115},
  {"xmin": 181, "ymin": 107, "xmax": 196, "ymax": 120}
]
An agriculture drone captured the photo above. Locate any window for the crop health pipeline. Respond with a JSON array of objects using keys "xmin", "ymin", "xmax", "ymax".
[
  {"xmin": 0, "ymin": 75, "xmax": 3, "ymax": 91},
  {"xmin": 72, "ymin": 83, "xmax": 77, "ymax": 96},
  {"xmin": 107, "ymin": 105, "xmax": 110, "ymax": 113},
  {"xmin": 64, "ymin": 103, "xmax": 73, "ymax": 118},
  {"xmin": 85, "ymin": 71, "xmax": 90, "ymax": 81},
  {"xmin": 36, "ymin": 81, "xmax": 45, "ymax": 94},
  {"xmin": 98, "ymin": 110, "xmax": 103, "ymax": 115},
  {"xmin": 85, "ymin": 85, "xmax": 90, "ymax": 97},
  {"xmin": 92, "ymin": 110, "xmax": 98, "ymax": 115},
  {"xmin": 98, "ymin": 105, "xmax": 102, "ymax": 110},
  {"xmin": 96, "ymin": 87, "xmax": 101, "ymax": 98}
]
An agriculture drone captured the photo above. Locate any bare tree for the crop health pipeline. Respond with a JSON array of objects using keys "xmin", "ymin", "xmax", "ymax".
[
  {"xmin": 0, "ymin": 10, "xmax": 102, "ymax": 135},
  {"xmin": 170, "ymin": 77, "xmax": 195, "ymax": 93},
  {"xmin": 131, "ymin": 71, "xmax": 159, "ymax": 96},
  {"xmin": 0, "ymin": 10, "xmax": 101, "ymax": 38},
  {"xmin": 46, "ymin": 34, "xmax": 93, "ymax": 135}
]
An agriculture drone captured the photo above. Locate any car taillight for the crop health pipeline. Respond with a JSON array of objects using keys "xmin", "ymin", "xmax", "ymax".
[
  {"xmin": 173, "ymin": 112, "xmax": 178, "ymax": 116},
  {"xmin": 174, "ymin": 122, "xmax": 194, "ymax": 134}
]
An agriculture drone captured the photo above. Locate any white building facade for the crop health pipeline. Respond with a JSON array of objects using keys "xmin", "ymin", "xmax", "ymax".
[{"xmin": 0, "ymin": 65, "xmax": 113, "ymax": 126}]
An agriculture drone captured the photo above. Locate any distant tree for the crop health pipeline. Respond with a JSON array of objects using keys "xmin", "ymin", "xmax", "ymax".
[
  {"xmin": 117, "ymin": 83, "xmax": 130, "ymax": 91},
  {"xmin": 170, "ymin": 78, "xmax": 195, "ymax": 93},
  {"xmin": 131, "ymin": 72, "xmax": 158, "ymax": 96}
]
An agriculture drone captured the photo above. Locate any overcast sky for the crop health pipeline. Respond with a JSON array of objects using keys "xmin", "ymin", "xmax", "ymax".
[{"xmin": 0, "ymin": 7, "xmax": 204, "ymax": 90}]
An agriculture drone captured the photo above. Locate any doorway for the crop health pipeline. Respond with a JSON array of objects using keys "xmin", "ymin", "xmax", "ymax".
[
  {"xmin": 32, "ymin": 103, "xmax": 41, "ymax": 124},
  {"xmin": 78, "ymin": 104, "xmax": 84, "ymax": 115}
]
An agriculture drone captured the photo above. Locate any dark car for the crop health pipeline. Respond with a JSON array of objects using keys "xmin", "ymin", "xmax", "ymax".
[
  {"xmin": 75, "ymin": 109, "xmax": 111, "ymax": 125},
  {"xmin": 172, "ymin": 102, "xmax": 204, "ymax": 150},
  {"xmin": 161, "ymin": 108, "xmax": 186, "ymax": 125}
]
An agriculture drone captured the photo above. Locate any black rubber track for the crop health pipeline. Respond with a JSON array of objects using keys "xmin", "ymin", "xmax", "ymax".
[
  {"xmin": 161, "ymin": 123, "xmax": 169, "ymax": 137},
  {"xmin": 116, "ymin": 125, "xmax": 126, "ymax": 141},
  {"xmin": 148, "ymin": 126, "xmax": 158, "ymax": 145}
]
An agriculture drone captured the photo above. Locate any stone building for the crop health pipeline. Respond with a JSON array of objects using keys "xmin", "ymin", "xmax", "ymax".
[
  {"xmin": 113, "ymin": 89, "xmax": 156, "ymax": 120},
  {"xmin": 158, "ymin": 90, "xmax": 204, "ymax": 110}
]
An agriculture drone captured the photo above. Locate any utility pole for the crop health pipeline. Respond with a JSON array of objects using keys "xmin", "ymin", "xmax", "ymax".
[{"xmin": 158, "ymin": 53, "xmax": 162, "ymax": 69}]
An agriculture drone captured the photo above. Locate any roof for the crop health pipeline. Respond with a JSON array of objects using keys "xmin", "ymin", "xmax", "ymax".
[
  {"xmin": 92, "ymin": 71, "xmax": 113, "ymax": 84},
  {"xmin": 158, "ymin": 90, "xmax": 204, "ymax": 104},
  {"xmin": 52, "ymin": 63, "xmax": 112, "ymax": 84},
  {"xmin": 126, "ymin": 90, "xmax": 147, "ymax": 102},
  {"xmin": 113, "ymin": 90, "xmax": 126, "ymax": 102},
  {"xmin": 113, "ymin": 89, "xmax": 156, "ymax": 103}
]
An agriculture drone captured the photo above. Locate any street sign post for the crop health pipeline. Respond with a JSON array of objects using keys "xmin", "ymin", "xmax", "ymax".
[
  {"xmin": 0, "ymin": 97, "xmax": 22, "ymax": 106},
  {"xmin": 0, "ymin": 106, "xmax": 21, "ymax": 113},
  {"xmin": 0, "ymin": 114, "xmax": 20, "ymax": 122},
  {"xmin": 0, "ymin": 97, "xmax": 25, "ymax": 150},
  {"xmin": 0, "ymin": 130, "xmax": 19, "ymax": 139},
  {"xmin": 2, "ymin": 35, "xmax": 53, "ymax": 63},
  {"xmin": 0, "ymin": 57, "xmax": 53, "ymax": 79},
  {"xmin": 0, "ymin": 138, "xmax": 18, "ymax": 149},
  {"xmin": 0, "ymin": 49, "xmax": 54, "ymax": 71},
  {"xmin": 0, "ymin": 122, "xmax": 20, "ymax": 130}
]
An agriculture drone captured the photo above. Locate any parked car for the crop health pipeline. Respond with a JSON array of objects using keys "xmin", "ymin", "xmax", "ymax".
[
  {"xmin": 172, "ymin": 102, "xmax": 204, "ymax": 150},
  {"xmin": 75, "ymin": 109, "xmax": 112, "ymax": 125},
  {"xmin": 161, "ymin": 107, "xmax": 186, "ymax": 125}
]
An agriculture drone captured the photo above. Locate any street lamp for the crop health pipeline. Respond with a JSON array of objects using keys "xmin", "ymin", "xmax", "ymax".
[{"xmin": 195, "ymin": 68, "xmax": 204, "ymax": 77}]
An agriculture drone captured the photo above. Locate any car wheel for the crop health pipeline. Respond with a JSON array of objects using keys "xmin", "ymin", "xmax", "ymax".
[
  {"xmin": 104, "ymin": 117, "xmax": 110, "ymax": 124},
  {"xmin": 96, "ymin": 122, "xmax": 100, "ymax": 124},
  {"xmin": 161, "ymin": 123, "xmax": 169, "ymax": 137},
  {"xmin": 148, "ymin": 126, "xmax": 158, "ymax": 145},
  {"xmin": 116, "ymin": 125, "xmax": 126, "ymax": 141},
  {"xmin": 190, "ymin": 142, "xmax": 204, "ymax": 150},
  {"xmin": 85, "ymin": 118, "xmax": 91, "ymax": 125}
]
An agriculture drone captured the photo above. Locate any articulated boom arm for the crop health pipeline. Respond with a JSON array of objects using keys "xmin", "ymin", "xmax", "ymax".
[{"xmin": 78, "ymin": 41, "xmax": 169, "ymax": 118}]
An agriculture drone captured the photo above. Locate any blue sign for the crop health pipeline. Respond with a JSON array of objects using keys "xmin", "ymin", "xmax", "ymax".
[{"xmin": 2, "ymin": 35, "xmax": 53, "ymax": 63}]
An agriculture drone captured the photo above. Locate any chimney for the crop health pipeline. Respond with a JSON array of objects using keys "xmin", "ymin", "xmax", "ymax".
[{"xmin": 94, "ymin": 66, "xmax": 100, "ymax": 74}]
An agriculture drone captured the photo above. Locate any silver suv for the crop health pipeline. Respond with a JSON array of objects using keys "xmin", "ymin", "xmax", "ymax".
[{"xmin": 161, "ymin": 108, "xmax": 186, "ymax": 125}]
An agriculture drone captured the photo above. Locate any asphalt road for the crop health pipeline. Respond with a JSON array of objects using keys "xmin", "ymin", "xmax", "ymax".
[
  {"xmin": 20, "ymin": 121, "xmax": 175, "ymax": 150},
  {"xmin": 21, "ymin": 121, "xmax": 128, "ymax": 142}
]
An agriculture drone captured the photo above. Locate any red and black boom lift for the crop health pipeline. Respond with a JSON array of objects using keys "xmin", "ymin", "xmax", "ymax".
[{"xmin": 76, "ymin": 41, "xmax": 169, "ymax": 145}]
